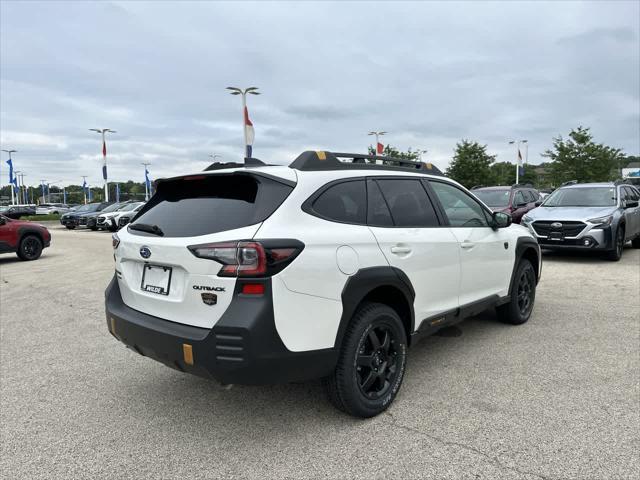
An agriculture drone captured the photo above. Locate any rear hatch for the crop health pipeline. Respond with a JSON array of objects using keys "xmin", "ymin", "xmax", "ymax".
[{"xmin": 114, "ymin": 170, "xmax": 295, "ymax": 329}]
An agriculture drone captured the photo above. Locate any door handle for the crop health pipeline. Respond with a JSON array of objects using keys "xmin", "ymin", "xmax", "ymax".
[
  {"xmin": 460, "ymin": 241, "xmax": 475, "ymax": 249},
  {"xmin": 390, "ymin": 245, "xmax": 412, "ymax": 254}
]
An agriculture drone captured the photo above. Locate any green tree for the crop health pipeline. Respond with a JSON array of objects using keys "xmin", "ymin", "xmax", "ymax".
[
  {"xmin": 367, "ymin": 144, "xmax": 421, "ymax": 161},
  {"xmin": 542, "ymin": 126, "xmax": 625, "ymax": 185},
  {"xmin": 446, "ymin": 140, "xmax": 495, "ymax": 188}
]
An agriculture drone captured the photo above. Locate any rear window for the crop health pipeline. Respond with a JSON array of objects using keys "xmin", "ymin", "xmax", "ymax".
[
  {"xmin": 311, "ymin": 180, "xmax": 366, "ymax": 224},
  {"xmin": 130, "ymin": 174, "xmax": 293, "ymax": 237}
]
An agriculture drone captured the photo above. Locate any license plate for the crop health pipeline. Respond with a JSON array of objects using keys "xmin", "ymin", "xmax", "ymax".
[
  {"xmin": 548, "ymin": 232, "xmax": 564, "ymax": 241},
  {"xmin": 141, "ymin": 264, "xmax": 172, "ymax": 295}
]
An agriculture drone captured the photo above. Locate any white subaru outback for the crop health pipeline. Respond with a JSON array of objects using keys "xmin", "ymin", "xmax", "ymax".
[{"xmin": 106, "ymin": 151, "xmax": 541, "ymax": 417}]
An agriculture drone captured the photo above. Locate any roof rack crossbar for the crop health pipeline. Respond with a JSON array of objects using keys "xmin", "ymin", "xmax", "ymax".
[{"xmin": 289, "ymin": 151, "xmax": 444, "ymax": 176}]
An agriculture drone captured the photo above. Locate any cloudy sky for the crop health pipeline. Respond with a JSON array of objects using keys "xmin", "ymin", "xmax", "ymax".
[{"xmin": 1, "ymin": 0, "xmax": 638, "ymax": 187}]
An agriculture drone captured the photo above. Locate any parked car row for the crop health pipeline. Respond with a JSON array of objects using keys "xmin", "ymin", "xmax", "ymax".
[
  {"xmin": 471, "ymin": 181, "xmax": 640, "ymax": 260},
  {"xmin": 60, "ymin": 201, "xmax": 145, "ymax": 232},
  {"xmin": 0, "ymin": 204, "xmax": 36, "ymax": 219}
]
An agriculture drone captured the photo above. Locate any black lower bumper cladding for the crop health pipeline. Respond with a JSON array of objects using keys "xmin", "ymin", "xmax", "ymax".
[{"xmin": 104, "ymin": 276, "xmax": 337, "ymax": 385}]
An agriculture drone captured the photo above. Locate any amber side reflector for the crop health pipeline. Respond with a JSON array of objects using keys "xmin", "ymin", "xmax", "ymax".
[
  {"xmin": 183, "ymin": 344, "xmax": 194, "ymax": 365},
  {"xmin": 110, "ymin": 317, "xmax": 117, "ymax": 335}
]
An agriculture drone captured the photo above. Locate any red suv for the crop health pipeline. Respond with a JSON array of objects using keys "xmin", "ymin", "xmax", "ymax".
[
  {"xmin": 471, "ymin": 185, "xmax": 542, "ymax": 223},
  {"xmin": 0, "ymin": 215, "xmax": 51, "ymax": 260}
]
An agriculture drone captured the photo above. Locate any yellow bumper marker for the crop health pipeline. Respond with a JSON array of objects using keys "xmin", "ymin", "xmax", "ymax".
[
  {"xmin": 110, "ymin": 317, "xmax": 117, "ymax": 336},
  {"xmin": 316, "ymin": 151, "xmax": 326, "ymax": 160},
  {"xmin": 183, "ymin": 344, "xmax": 194, "ymax": 365}
]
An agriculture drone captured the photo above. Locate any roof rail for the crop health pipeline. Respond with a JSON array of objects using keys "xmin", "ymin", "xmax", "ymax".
[
  {"xmin": 511, "ymin": 183, "xmax": 534, "ymax": 188},
  {"xmin": 289, "ymin": 151, "xmax": 444, "ymax": 176},
  {"xmin": 560, "ymin": 180, "xmax": 578, "ymax": 187},
  {"xmin": 204, "ymin": 157, "xmax": 268, "ymax": 171},
  {"xmin": 470, "ymin": 185, "xmax": 485, "ymax": 190}
]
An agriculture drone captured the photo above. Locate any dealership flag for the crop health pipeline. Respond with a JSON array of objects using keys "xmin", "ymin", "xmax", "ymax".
[
  {"xmin": 377, "ymin": 142, "xmax": 384, "ymax": 155},
  {"xmin": 115, "ymin": 183, "xmax": 120, "ymax": 202},
  {"xmin": 6, "ymin": 158, "xmax": 14, "ymax": 184},
  {"xmin": 145, "ymin": 168, "xmax": 151, "ymax": 192},
  {"xmin": 102, "ymin": 139, "xmax": 108, "ymax": 180},
  {"xmin": 244, "ymin": 106, "xmax": 255, "ymax": 158},
  {"xmin": 517, "ymin": 148, "xmax": 524, "ymax": 176}
]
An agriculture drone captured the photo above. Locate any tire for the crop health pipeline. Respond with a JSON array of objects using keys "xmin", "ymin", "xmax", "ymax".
[
  {"xmin": 17, "ymin": 235, "xmax": 43, "ymax": 261},
  {"xmin": 606, "ymin": 225, "xmax": 625, "ymax": 261},
  {"xmin": 65, "ymin": 225, "xmax": 75, "ymax": 230},
  {"xmin": 632, "ymin": 237, "xmax": 640, "ymax": 249},
  {"xmin": 323, "ymin": 302, "xmax": 408, "ymax": 418},
  {"xmin": 497, "ymin": 259, "xmax": 536, "ymax": 325},
  {"xmin": 89, "ymin": 226, "xmax": 98, "ymax": 231}
]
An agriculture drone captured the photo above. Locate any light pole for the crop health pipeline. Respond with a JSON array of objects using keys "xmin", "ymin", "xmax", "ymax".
[
  {"xmin": 14, "ymin": 171, "xmax": 22, "ymax": 204},
  {"xmin": 89, "ymin": 128, "xmax": 116, "ymax": 202},
  {"xmin": 39, "ymin": 179, "xmax": 47, "ymax": 203},
  {"xmin": 415, "ymin": 149, "xmax": 428, "ymax": 161},
  {"xmin": 19, "ymin": 173, "xmax": 27, "ymax": 204},
  {"xmin": 368, "ymin": 131, "xmax": 387, "ymax": 156},
  {"xmin": 226, "ymin": 87, "xmax": 260, "ymax": 158},
  {"xmin": 508, "ymin": 139, "xmax": 528, "ymax": 184},
  {"xmin": 48, "ymin": 180, "xmax": 63, "ymax": 203},
  {"xmin": 142, "ymin": 162, "xmax": 151, "ymax": 201},
  {"xmin": 81, "ymin": 176, "xmax": 88, "ymax": 204}
]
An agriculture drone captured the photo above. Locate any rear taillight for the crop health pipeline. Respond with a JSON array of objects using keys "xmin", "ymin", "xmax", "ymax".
[{"xmin": 188, "ymin": 240, "xmax": 304, "ymax": 277}]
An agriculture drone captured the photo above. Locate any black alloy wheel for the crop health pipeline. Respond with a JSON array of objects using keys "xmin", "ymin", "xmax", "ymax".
[
  {"xmin": 606, "ymin": 226, "xmax": 625, "ymax": 261},
  {"xmin": 356, "ymin": 325, "xmax": 401, "ymax": 400},
  {"xmin": 17, "ymin": 235, "xmax": 43, "ymax": 261},
  {"xmin": 324, "ymin": 302, "xmax": 407, "ymax": 418},
  {"xmin": 516, "ymin": 266, "xmax": 535, "ymax": 317},
  {"xmin": 497, "ymin": 259, "xmax": 536, "ymax": 325}
]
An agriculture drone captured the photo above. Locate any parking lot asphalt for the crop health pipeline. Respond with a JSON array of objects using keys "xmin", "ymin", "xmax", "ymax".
[{"xmin": 1, "ymin": 225, "xmax": 639, "ymax": 479}]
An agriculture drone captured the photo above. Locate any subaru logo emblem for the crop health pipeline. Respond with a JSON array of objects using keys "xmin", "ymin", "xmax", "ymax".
[
  {"xmin": 551, "ymin": 222, "xmax": 563, "ymax": 228},
  {"xmin": 139, "ymin": 246, "xmax": 151, "ymax": 259}
]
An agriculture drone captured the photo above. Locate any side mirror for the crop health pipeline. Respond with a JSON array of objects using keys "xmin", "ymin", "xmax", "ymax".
[
  {"xmin": 492, "ymin": 211, "xmax": 512, "ymax": 229},
  {"xmin": 625, "ymin": 200, "xmax": 639, "ymax": 209}
]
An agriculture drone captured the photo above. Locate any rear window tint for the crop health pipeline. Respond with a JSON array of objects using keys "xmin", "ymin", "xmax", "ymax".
[
  {"xmin": 311, "ymin": 180, "xmax": 366, "ymax": 224},
  {"xmin": 366, "ymin": 180, "xmax": 393, "ymax": 227},
  {"xmin": 130, "ymin": 174, "xmax": 293, "ymax": 237}
]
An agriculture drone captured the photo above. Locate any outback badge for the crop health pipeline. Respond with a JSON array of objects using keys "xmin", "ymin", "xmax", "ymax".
[{"xmin": 201, "ymin": 292, "xmax": 217, "ymax": 306}]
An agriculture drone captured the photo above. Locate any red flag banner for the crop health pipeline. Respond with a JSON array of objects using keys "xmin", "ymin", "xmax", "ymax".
[
  {"xmin": 103, "ymin": 140, "xmax": 107, "ymax": 157},
  {"xmin": 377, "ymin": 142, "xmax": 384, "ymax": 155}
]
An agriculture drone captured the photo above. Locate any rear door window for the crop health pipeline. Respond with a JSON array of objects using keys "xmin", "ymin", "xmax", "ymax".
[
  {"xmin": 311, "ymin": 180, "xmax": 366, "ymax": 224},
  {"xmin": 376, "ymin": 178, "xmax": 439, "ymax": 227},
  {"xmin": 130, "ymin": 173, "xmax": 293, "ymax": 237}
]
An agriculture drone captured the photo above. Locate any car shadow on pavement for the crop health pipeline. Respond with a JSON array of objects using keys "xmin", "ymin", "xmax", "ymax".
[
  {"xmin": 109, "ymin": 309, "xmax": 506, "ymax": 439},
  {"xmin": 541, "ymin": 245, "xmax": 635, "ymax": 264}
]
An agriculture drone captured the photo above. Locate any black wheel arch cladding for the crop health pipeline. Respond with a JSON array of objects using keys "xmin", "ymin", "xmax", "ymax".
[
  {"xmin": 336, "ymin": 266, "xmax": 415, "ymax": 349},
  {"xmin": 509, "ymin": 237, "xmax": 540, "ymax": 296}
]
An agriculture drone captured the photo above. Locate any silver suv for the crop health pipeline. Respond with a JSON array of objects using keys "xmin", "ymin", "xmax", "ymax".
[{"xmin": 522, "ymin": 182, "xmax": 640, "ymax": 261}]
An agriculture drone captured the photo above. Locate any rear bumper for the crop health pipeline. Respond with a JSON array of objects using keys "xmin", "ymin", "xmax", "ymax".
[{"xmin": 104, "ymin": 276, "xmax": 337, "ymax": 385}]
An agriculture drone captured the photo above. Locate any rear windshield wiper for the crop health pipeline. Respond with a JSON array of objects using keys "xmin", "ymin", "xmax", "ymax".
[{"xmin": 129, "ymin": 223, "xmax": 164, "ymax": 236}]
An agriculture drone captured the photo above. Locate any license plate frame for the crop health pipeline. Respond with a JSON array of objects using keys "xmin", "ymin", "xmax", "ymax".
[
  {"xmin": 548, "ymin": 231, "xmax": 564, "ymax": 241},
  {"xmin": 140, "ymin": 264, "xmax": 173, "ymax": 296}
]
